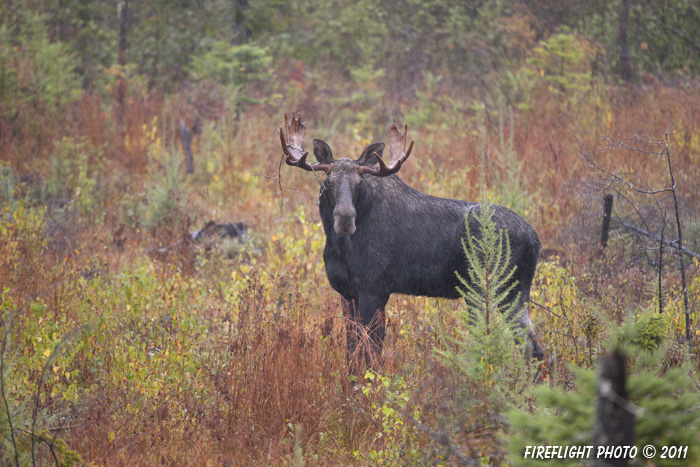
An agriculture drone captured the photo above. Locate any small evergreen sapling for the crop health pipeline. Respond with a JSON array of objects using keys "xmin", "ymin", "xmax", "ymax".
[
  {"xmin": 428, "ymin": 200, "xmax": 532, "ymax": 463},
  {"xmin": 434, "ymin": 199, "xmax": 531, "ymax": 430},
  {"xmin": 507, "ymin": 318, "xmax": 700, "ymax": 466}
]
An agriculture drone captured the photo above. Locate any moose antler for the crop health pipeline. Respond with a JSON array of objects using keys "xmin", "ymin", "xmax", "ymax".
[
  {"xmin": 358, "ymin": 123, "xmax": 413, "ymax": 176},
  {"xmin": 278, "ymin": 112, "xmax": 331, "ymax": 173}
]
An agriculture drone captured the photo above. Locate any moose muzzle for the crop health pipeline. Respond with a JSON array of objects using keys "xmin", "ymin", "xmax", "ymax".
[{"xmin": 333, "ymin": 205, "xmax": 356, "ymax": 237}]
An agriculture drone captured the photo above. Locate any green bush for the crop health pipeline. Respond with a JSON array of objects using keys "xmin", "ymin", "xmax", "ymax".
[
  {"xmin": 123, "ymin": 139, "xmax": 191, "ymax": 233},
  {"xmin": 0, "ymin": 12, "xmax": 80, "ymax": 115},
  {"xmin": 1, "ymin": 292, "xmax": 82, "ymax": 467},
  {"xmin": 354, "ymin": 371, "xmax": 424, "ymax": 466},
  {"xmin": 44, "ymin": 137, "xmax": 106, "ymax": 223},
  {"xmin": 190, "ymin": 41, "xmax": 271, "ymax": 89}
]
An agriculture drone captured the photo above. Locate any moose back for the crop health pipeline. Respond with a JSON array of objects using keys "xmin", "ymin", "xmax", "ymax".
[{"xmin": 279, "ymin": 113, "xmax": 543, "ymax": 369}]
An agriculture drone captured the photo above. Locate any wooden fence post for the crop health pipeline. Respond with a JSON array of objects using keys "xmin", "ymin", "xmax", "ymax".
[
  {"xmin": 600, "ymin": 194, "xmax": 614, "ymax": 248},
  {"xmin": 591, "ymin": 349, "xmax": 635, "ymax": 466}
]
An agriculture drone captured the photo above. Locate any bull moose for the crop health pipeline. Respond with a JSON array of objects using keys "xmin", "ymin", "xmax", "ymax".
[{"xmin": 278, "ymin": 112, "xmax": 543, "ymax": 370}]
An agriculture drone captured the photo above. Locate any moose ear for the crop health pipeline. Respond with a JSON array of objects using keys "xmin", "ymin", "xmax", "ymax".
[
  {"xmin": 356, "ymin": 142, "xmax": 385, "ymax": 166},
  {"xmin": 313, "ymin": 139, "xmax": 334, "ymax": 164}
]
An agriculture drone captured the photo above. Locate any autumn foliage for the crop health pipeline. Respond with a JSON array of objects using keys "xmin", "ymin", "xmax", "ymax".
[{"xmin": 2, "ymin": 2, "xmax": 700, "ymax": 465}]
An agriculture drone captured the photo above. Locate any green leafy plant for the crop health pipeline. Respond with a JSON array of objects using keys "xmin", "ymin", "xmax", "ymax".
[
  {"xmin": 44, "ymin": 137, "xmax": 106, "ymax": 223},
  {"xmin": 531, "ymin": 259, "xmax": 604, "ymax": 369},
  {"xmin": 0, "ymin": 165, "xmax": 16, "ymax": 213},
  {"xmin": 632, "ymin": 311, "xmax": 666, "ymax": 351},
  {"xmin": 126, "ymin": 141, "xmax": 190, "ymax": 233},
  {"xmin": 1, "ymin": 292, "xmax": 83, "ymax": 467},
  {"xmin": 404, "ymin": 71, "xmax": 468, "ymax": 145},
  {"xmin": 526, "ymin": 29, "xmax": 599, "ymax": 95},
  {"xmin": 355, "ymin": 371, "xmax": 424, "ymax": 466},
  {"xmin": 428, "ymin": 199, "xmax": 530, "ymax": 462}
]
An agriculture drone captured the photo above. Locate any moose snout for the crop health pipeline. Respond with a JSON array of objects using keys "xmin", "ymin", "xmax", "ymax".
[{"xmin": 333, "ymin": 206, "xmax": 356, "ymax": 237}]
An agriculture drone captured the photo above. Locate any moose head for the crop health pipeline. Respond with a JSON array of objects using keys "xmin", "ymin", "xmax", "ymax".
[{"xmin": 279, "ymin": 112, "xmax": 413, "ymax": 237}]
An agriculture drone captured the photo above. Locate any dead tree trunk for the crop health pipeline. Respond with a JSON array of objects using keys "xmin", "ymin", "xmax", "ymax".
[
  {"xmin": 116, "ymin": 0, "xmax": 128, "ymax": 134},
  {"xmin": 591, "ymin": 349, "xmax": 635, "ymax": 467},
  {"xmin": 180, "ymin": 120, "xmax": 194, "ymax": 174},
  {"xmin": 233, "ymin": 0, "xmax": 250, "ymax": 44},
  {"xmin": 663, "ymin": 132, "xmax": 692, "ymax": 343},
  {"xmin": 658, "ymin": 218, "xmax": 665, "ymax": 314},
  {"xmin": 600, "ymin": 194, "xmax": 614, "ymax": 247},
  {"xmin": 619, "ymin": 0, "xmax": 632, "ymax": 82}
]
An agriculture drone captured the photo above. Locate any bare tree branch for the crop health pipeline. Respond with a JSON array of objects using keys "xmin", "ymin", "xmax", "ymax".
[
  {"xmin": 583, "ymin": 127, "xmax": 694, "ymax": 343},
  {"xmin": 612, "ymin": 217, "xmax": 700, "ymax": 261},
  {"xmin": 580, "ymin": 148, "xmax": 672, "ymax": 195},
  {"xmin": 660, "ymin": 23, "xmax": 700, "ymax": 55}
]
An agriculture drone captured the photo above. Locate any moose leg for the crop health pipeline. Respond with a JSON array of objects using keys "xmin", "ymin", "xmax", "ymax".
[
  {"xmin": 516, "ymin": 302, "xmax": 545, "ymax": 383},
  {"xmin": 341, "ymin": 297, "xmax": 364, "ymax": 374},
  {"xmin": 511, "ymin": 300, "xmax": 544, "ymax": 362},
  {"xmin": 462, "ymin": 296, "xmax": 543, "ymax": 362},
  {"xmin": 357, "ymin": 294, "xmax": 389, "ymax": 370}
]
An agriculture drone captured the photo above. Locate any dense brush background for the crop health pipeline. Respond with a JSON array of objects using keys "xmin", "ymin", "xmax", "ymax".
[{"xmin": 1, "ymin": 0, "xmax": 700, "ymax": 465}]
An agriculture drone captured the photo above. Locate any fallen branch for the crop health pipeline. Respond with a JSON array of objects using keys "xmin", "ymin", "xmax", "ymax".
[{"xmin": 612, "ymin": 217, "xmax": 700, "ymax": 262}]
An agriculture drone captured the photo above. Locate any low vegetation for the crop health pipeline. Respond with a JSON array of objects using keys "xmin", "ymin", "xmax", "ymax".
[{"xmin": 2, "ymin": 1, "xmax": 700, "ymax": 464}]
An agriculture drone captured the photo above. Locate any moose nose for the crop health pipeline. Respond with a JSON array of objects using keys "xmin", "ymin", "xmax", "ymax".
[
  {"xmin": 333, "ymin": 205, "xmax": 356, "ymax": 237},
  {"xmin": 334, "ymin": 217, "xmax": 356, "ymax": 236}
]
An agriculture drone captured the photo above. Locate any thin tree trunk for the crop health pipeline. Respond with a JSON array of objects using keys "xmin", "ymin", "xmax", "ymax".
[
  {"xmin": 234, "ymin": 0, "xmax": 249, "ymax": 44},
  {"xmin": 619, "ymin": 0, "xmax": 632, "ymax": 82},
  {"xmin": 664, "ymin": 132, "xmax": 691, "ymax": 342},
  {"xmin": 180, "ymin": 120, "xmax": 194, "ymax": 175},
  {"xmin": 117, "ymin": 0, "xmax": 128, "ymax": 133},
  {"xmin": 658, "ymin": 218, "xmax": 665, "ymax": 314}
]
